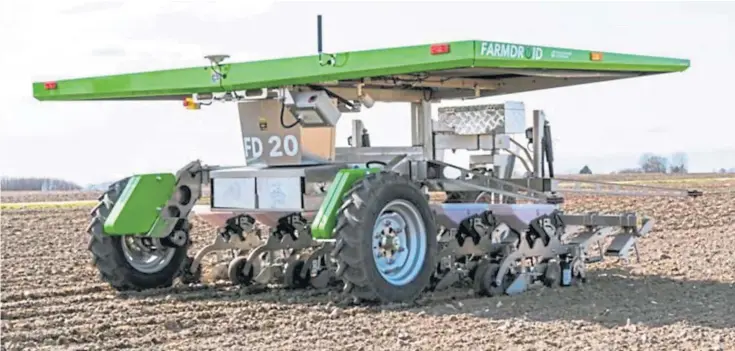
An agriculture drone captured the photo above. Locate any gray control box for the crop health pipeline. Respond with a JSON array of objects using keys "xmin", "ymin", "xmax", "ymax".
[{"xmin": 289, "ymin": 90, "xmax": 342, "ymax": 127}]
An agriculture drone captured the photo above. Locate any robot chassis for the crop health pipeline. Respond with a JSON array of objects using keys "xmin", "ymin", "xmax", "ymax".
[
  {"xmin": 60, "ymin": 17, "xmax": 695, "ymax": 303},
  {"xmin": 91, "ymin": 86, "xmax": 695, "ymax": 304}
]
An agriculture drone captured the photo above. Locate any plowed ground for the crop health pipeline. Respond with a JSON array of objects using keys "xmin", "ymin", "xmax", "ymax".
[
  {"xmin": 0, "ymin": 191, "xmax": 103, "ymax": 204},
  {"xmin": 2, "ymin": 176, "xmax": 734, "ymax": 350}
]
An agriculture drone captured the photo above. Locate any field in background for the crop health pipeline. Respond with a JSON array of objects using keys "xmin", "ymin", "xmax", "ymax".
[
  {"xmin": 2, "ymin": 173, "xmax": 733, "ymax": 207},
  {"xmin": 0, "ymin": 187, "xmax": 214, "ymax": 207},
  {"xmin": 561, "ymin": 173, "xmax": 735, "ymax": 188},
  {"xmin": 1, "ymin": 173, "xmax": 734, "ymax": 350}
]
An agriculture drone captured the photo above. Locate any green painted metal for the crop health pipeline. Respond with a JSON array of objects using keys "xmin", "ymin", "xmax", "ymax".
[
  {"xmin": 474, "ymin": 41, "xmax": 688, "ymax": 72},
  {"xmin": 33, "ymin": 40, "xmax": 689, "ymax": 101},
  {"xmin": 103, "ymin": 173, "xmax": 177, "ymax": 235},
  {"xmin": 310, "ymin": 168, "xmax": 378, "ymax": 239}
]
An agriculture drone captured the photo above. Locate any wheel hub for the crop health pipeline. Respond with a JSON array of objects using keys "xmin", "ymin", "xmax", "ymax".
[
  {"xmin": 120, "ymin": 237, "xmax": 176, "ymax": 274},
  {"xmin": 371, "ymin": 200, "xmax": 428, "ymax": 286},
  {"xmin": 376, "ymin": 217, "xmax": 405, "ymax": 264}
]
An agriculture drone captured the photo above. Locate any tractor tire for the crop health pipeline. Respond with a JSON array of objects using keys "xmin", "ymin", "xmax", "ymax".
[
  {"xmin": 332, "ymin": 171, "xmax": 437, "ymax": 303},
  {"xmin": 87, "ymin": 178, "xmax": 189, "ymax": 291}
]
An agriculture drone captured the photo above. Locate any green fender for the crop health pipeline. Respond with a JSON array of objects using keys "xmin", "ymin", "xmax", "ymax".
[
  {"xmin": 103, "ymin": 173, "xmax": 177, "ymax": 236},
  {"xmin": 310, "ymin": 167, "xmax": 379, "ymax": 240}
]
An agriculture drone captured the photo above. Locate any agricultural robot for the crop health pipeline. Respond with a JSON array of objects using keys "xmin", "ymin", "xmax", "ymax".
[{"xmin": 33, "ymin": 17, "xmax": 698, "ymax": 303}]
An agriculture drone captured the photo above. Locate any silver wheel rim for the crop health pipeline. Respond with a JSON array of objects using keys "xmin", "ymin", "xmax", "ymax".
[
  {"xmin": 120, "ymin": 237, "xmax": 176, "ymax": 274},
  {"xmin": 372, "ymin": 199, "xmax": 428, "ymax": 286}
]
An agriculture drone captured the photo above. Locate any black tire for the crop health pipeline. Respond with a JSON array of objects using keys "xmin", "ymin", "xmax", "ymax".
[
  {"xmin": 472, "ymin": 261, "xmax": 491, "ymax": 295},
  {"xmin": 87, "ymin": 178, "xmax": 189, "ymax": 291},
  {"xmin": 228, "ymin": 256, "xmax": 254, "ymax": 286},
  {"xmin": 284, "ymin": 260, "xmax": 310, "ymax": 289},
  {"xmin": 479, "ymin": 263, "xmax": 507, "ymax": 297},
  {"xmin": 179, "ymin": 256, "xmax": 202, "ymax": 285},
  {"xmin": 332, "ymin": 171, "xmax": 437, "ymax": 303},
  {"xmin": 542, "ymin": 260, "xmax": 562, "ymax": 288}
]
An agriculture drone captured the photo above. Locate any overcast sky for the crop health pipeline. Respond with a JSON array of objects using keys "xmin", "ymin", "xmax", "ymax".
[{"xmin": 1, "ymin": 1, "xmax": 734, "ymax": 184}]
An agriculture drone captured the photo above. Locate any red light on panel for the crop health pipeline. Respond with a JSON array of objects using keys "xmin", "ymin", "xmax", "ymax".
[
  {"xmin": 430, "ymin": 43, "xmax": 451, "ymax": 55},
  {"xmin": 44, "ymin": 82, "xmax": 57, "ymax": 90}
]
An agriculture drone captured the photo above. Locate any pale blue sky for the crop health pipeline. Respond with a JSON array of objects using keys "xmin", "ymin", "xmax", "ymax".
[{"xmin": 1, "ymin": 1, "xmax": 734, "ymax": 185}]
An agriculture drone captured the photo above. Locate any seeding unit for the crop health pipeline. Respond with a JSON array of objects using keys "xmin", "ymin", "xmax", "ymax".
[{"xmin": 33, "ymin": 17, "xmax": 698, "ymax": 303}]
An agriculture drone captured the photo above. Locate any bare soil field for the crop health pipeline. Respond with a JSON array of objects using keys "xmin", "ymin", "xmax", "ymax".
[
  {"xmin": 0, "ymin": 191, "xmax": 104, "ymax": 204},
  {"xmin": 1, "ymin": 187, "xmax": 213, "ymax": 204},
  {"xmin": 1, "ymin": 175, "xmax": 734, "ymax": 350}
]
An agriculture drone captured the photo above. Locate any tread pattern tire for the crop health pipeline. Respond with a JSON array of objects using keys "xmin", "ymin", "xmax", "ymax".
[
  {"xmin": 332, "ymin": 171, "xmax": 438, "ymax": 303},
  {"xmin": 87, "ymin": 178, "xmax": 189, "ymax": 291}
]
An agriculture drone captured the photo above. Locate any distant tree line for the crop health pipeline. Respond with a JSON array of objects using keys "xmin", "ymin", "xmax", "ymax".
[
  {"xmin": 576, "ymin": 152, "xmax": 731, "ymax": 175},
  {"xmin": 1, "ymin": 177, "xmax": 82, "ymax": 191},
  {"xmin": 610, "ymin": 152, "xmax": 688, "ymax": 174}
]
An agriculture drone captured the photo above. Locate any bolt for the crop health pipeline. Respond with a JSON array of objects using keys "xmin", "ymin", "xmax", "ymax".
[
  {"xmin": 394, "ymin": 227, "xmax": 403, "ymax": 234},
  {"xmin": 156, "ymin": 176, "xmax": 162, "ymax": 181},
  {"xmin": 397, "ymin": 247, "xmax": 405, "ymax": 253},
  {"xmin": 387, "ymin": 258, "xmax": 395, "ymax": 265}
]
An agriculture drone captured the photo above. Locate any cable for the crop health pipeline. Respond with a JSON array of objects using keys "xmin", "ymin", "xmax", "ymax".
[
  {"xmin": 209, "ymin": 62, "xmax": 226, "ymax": 91},
  {"xmin": 306, "ymin": 85, "xmax": 354, "ymax": 108},
  {"xmin": 366, "ymin": 160, "xmax": 387, "ymax": 168},
  {"xmin": 279, "ymin": 102, "xmax": 301, "ymax": 129}
]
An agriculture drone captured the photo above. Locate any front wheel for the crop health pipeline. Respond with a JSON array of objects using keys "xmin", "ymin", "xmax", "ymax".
[
  {"xmin": 332, "ymin": 171, "xmax": 437, "ymax": 303},
  {"xmin": 87, "ymin": 178, "xmax": 189, "ymax": 291}
]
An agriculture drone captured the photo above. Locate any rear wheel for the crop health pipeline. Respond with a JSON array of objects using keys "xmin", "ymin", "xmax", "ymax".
[
  {"xmin": 332, "ymin": 171, "xmax": 437, "ymax": 303},
  {"xmin": 87, "ymin": 178, "xmax": 189, "ymax": 291}
]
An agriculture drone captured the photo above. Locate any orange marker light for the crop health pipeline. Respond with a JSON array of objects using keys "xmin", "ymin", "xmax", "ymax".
[
  {"xmin": 430, "ymin": 43, "xmax": 450, "ymax": 55},
  {"xmin": 590, "ymin": 52, "xmax": 603, "ymax": 61},
  {"xmin": 183, "ymin": 97, "xmax": 200, "ymax": 110}
]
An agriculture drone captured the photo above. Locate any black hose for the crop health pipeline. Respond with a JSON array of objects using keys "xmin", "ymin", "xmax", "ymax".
[
  {"xmin": 306, "ymin": 85, "xmax": 354, "ymax": 108},
  {"xmin": 279, "ymin": 102, "xmax": 300, "ymax": 129},
  {"xmin": 366, "ymin": 160, "xmax": 387, "ymax": 168}
]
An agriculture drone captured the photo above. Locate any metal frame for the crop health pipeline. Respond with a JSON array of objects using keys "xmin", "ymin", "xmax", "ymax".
[
  {"xmin": 205, "ymin": 84, "xmax": 698, "ymax": 212},
  {"xmin": 52, "ymin": 15, "xmax": 697, "ymax": 302},
  {"xmin": 127, "ymin": 74, "xmax": 707, "ymax": 304}
]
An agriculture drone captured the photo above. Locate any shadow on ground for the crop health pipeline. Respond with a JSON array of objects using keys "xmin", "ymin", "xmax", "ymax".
[{"xmin": 118, "ymin": 266, "xmax": 735, "ymax": 330}]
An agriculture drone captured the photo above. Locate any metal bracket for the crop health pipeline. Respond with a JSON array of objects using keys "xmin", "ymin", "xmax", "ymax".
[{"xmin": 147, "ymin": 160, "xmax": 206, "ymax": 239}]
